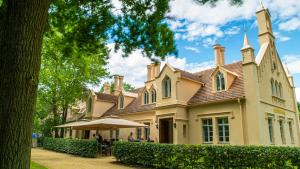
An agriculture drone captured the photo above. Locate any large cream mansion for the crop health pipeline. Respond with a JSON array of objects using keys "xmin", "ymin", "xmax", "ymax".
[{"xmin": 65, "ymin": 6, "xmax": 299, "ymax": 146}]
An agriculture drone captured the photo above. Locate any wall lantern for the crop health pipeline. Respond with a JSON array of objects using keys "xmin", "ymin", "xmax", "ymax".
[{"xmin": 173, "ymin": 123, "xmax": 176, "ymax": 128}]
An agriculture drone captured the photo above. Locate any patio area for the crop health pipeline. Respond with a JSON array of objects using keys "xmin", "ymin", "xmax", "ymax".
[{"xmin": 31, "ymin": 148, "xmax": 142, "ymax": 169}]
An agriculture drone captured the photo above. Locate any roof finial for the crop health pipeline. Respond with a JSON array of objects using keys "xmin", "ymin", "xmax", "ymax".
[
  {"xmin": 242, "ymin": 23, "xmax": 251, "ymax": 48},
  {"xmin": 259, "ymin": 0, "xmax": 265, "ymax": 9}
]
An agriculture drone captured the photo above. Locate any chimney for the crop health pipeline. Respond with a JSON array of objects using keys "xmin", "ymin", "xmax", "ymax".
[
  {"xmin": 103, "ymin": 82, "xmax": 111, "ymax": 94},
  {"xmin": 119, "ymin": 75, "xmax": 124, "ymax": 90},
  {"xmin": 147, "ymin": 62, "xmax": 161, "ymax": 81},
  {"xmin": 213, "ymin": 44, "xmax": 225, "ymax": 66},
  {"xmin": 147, "ymin": 65, "xmax": 152, "ymax": 81},
  {"xmin": 154, "ymin": 62, "xmax": 161, "ymax": 78},
  {"xmin": 113, "ymin": 75, "xmax": 123, "ymax": 95}
]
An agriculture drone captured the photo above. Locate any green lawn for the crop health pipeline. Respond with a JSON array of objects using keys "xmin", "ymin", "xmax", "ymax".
[{"xmin": 30, "ymin": 161, "xmax": 47, "ymax": 169}]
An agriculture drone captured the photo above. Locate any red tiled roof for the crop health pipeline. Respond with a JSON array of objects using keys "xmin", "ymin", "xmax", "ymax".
[
  {"xmin": 95, "ymin": 93, "xmax": 117, "ymax": 103},
  {"xmin": 174, "ymin": 68, "xmax": 203, "ymax": 83},
  {"xmin": 187, "ymin": 62, "xmax": 245, "ymax": 105},
  {"xmin": 100, "ymin": 61, "xmax": 245, "ymax": 116},
  {"xmin": 102, "ymin": 88, "xmax": 155, "ymax": 117}
]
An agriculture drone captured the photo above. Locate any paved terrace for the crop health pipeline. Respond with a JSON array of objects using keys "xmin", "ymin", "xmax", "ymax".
[{"xmin": 31, "ymin": 148, "xmax": 142, "ymax": 169}]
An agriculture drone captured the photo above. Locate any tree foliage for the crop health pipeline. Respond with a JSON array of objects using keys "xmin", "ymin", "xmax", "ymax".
[{"xmin": 99, "ymin": 82, "xmax": 135, "ymax": 93}]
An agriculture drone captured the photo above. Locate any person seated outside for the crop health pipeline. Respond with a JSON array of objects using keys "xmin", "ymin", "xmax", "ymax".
[{"xmin": 128, "ymin": 132, "xmax": 134, "ymax": 142}]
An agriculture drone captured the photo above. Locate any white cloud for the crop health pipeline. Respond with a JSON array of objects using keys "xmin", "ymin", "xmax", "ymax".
[
  {"xmin": 283, "ymin": 55, "xmax": 300, "ymax": 74},
  {"xmin": 273, "ymin": 32, "xmax": 291, "ymax": 42},
  {"xmin": 296, "ymin": 88, "xmax": 300, "ymax": 101},
  {"xmin": 184, "ymin": 46, "xmax": 200, "ymax": 53},
  {"xmin": 165, "ymin": 56, "xmax": 214, "ymax": 73},
  {"xmin": 224, "ymin": 26, "xmax": 241, "ymax": 35},
  {"xmin": 279, "ymin": 18, "xmax": 300, "ymax": 31},
  {"xmin": 168, "ymin": 0, "xmax": 300, "ymax": 45},
  {"xmin": 106, "ymin": 44, "xmax": 152, "ymax": 87},
  {"xmin": 104, "ymin": 44, "xmax": 214, "ymax": 87}
]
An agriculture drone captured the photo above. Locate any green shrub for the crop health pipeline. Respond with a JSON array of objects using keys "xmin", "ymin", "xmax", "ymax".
[
  {"xmin": 43, "ymin": 137, "xmax": 98, "ymax": 158},
  {"xmin": 113, "ymin": 142, "xmax": 300, "ymax": 169}
]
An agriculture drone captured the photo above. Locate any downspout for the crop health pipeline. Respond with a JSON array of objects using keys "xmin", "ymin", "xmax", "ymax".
[{"xmin": 238, "ymin": 98, "xmax": 248, "ymax": 145}]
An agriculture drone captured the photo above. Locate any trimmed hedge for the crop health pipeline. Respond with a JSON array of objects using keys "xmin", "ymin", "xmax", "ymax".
[
  {"xmin": 113, "ymin": 142, "xmax": 300, "ymax": 169},
  {"xmin": 43, "ymin": 137, "xmax": 98, "ymax": 158}
]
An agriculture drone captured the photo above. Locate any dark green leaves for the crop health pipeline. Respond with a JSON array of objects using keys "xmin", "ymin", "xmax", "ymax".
[
  {"xmin": 112, "ymin": 0, "xmax": 177, "ymax": 59},
  {"xmin": 43, "ymin": 137, "xmax": 98, "ymax": 158},
  {"xmin": 113, "ymin": 142, "xmax": 300, "ymax": 168}
]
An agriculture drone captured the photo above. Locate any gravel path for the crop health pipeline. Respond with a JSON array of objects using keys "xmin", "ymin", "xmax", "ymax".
[{"xmin": 31, "ymin": 148, "xmax": 138, "ymax": 169}]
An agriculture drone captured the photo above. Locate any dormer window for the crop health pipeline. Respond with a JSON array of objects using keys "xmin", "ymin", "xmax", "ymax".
[
  {"xmin": 151, "ymin": 89, "xmax": 156, "ymax": 103},
  {"xmin": 216, "ymin": 72, "xmax": 225, "ymax": 91},
  {"xmin": 143, "ymin": 91, "xmax": 149, "ymax": 105},
  {"xmin": 119, "ymin": 95, "xmax": 124, "ymax": 109},
  {"xmin": 162, "ymin": 76, "xmax": 171, "ymax": 98}
]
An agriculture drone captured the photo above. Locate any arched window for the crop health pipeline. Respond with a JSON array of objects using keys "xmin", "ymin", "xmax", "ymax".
[
  {"xmin": 163, "ymin": 76, "xmax": 171, "ymax": 98},
  {"xmin": 119, "ymin": 95, "xmax": 124, "ymax": 109},
  {"xmin": 216, "ymin": 72, "xmax": 225, "ymax": 91},
  {"xmin": 151, "ymin": 89, "xmax": 156, "ymax": 103},
  {"xmin": 144, "ymin": 91, "xmax": 149, "ymax": 105},
  {"xmin": 88, "ymin": 97, "xmax": 92, "ymax": 112},
  {"xmin": 279, "ymin": 83, "xmax": 282, "ymax": 98},
  {"xmin": 275, "ymin": 81, "xmax": 278, "ymax": 96},
  {"xmin": 271, "ymin": 79, "xmax": 275, "ymax": 95}
]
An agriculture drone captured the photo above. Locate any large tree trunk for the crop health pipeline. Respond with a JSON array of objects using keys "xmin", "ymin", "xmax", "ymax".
[
  {"xmin": 0, "ymin": 1, "xmax": 51, "ymax": 169},
  {"xmin": 60, "ymin": 105, "xmax": 68, "ymax": 138}
]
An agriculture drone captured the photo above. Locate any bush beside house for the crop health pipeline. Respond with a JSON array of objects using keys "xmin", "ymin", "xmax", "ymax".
[
  {"xmin": 43, "ymin": 137, "xmax": 98, "ymax": 158},
  {"xmin": 113, "ymin": 142, "xmax": 300, "ymax": 168}
]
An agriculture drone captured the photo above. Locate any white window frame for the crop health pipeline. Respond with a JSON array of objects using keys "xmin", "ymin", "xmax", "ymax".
[
  {"xmin": 202, "ymin": 118, "xmax": 213, "ymax": 143},
  {"xmin": 217, "ymin": 117, "xmax": 229, "ymax": 143},
  {"xmin": 279, "ymin": 119, "xmax": 286, "ymax": 144},
  {"xmin": 216, "ymin": 72, "xmax": 225, "ymax": 91}
]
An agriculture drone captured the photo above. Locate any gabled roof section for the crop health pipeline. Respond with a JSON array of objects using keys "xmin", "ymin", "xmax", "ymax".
[
  {"xmin": 95, "ymin": 92, "xmax": 117, "ymax": 103},
  {"xmin": 174, "ymin": 68, "xmax": 204, "ymax": 84},
  {"xmin": 102, "ymin": 87, "xmax": 155, "ymax": 117},
  {"xmin": 255, "ymin": 42, "xmax": 269, "ymax": 65},
  {"xmin": 156, "ymin": 63, "xmax": 176, "ymax": 79},
  {"xmin": 122, "ymin": 91, "xmax": 138, "ymax": 98},
  {"xmin": 188, "ymin": 62, "xmax": 245, "ymax": 106},
  {"xmin": 210, "ymin": 66, "xmax": 239, "ymax": 77}
]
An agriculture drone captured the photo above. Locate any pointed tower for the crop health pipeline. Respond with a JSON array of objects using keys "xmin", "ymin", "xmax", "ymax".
[
  {"xmin": 240, "ymin": 29, "xmax": 262, "ymax": 145},
  {"xmin": 256, "ymin": 5, "xmax": 275, "ymax": 46},
  {"xmin": 241, "ymin": 32, "xmax": 255, "ymax": 64}
]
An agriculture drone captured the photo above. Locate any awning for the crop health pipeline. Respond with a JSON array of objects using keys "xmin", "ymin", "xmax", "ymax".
[
  {"xmin": 72, "ymin": 117, "xmax": 147, "ymax": 130},
  {"xmin": 55, "ymin": 120, "xmax": 90, "ymax": 128}
]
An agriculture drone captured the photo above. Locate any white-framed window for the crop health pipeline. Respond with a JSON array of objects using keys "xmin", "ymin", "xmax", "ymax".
[
  {"xmin": 151, "ymin": 89, "xmax": 156, "ymax": 103},
  {"xmin": 267, "ymin": 117, "xmax": 274, "ymax": 144},
  {"xmin": 119, "ymin": 95, "xmax": 124, "ymax": 109},
  {"xmin": 217, "ymin": 117, "xmax": 229, "ymax": 143},
  {"xmin": 279, "ymin": 119, "xmax": 286, "ymax": 144},
  {"xmin": 136, "ymin": 128, "xmax": 142, "ymax": 140},
  {"xmin": 216, "ymin": 72, "xmax": 225, "ymax": 91},
  {"xmin": 162, "ymin": 76, "xmax": 171, "ymax": 98},
  {"xmin": 144, "ymin": 91, "xmax": 149, "ymax": 105},
  {"xmin": 288, "ymin": 121, "xmax": 294, "ymax": 144},
  {"xmin": 202, "ymin": 118, "xmax": 213, "ymax": 143},
  {"xmin": 144, "ymin": 122, "xmax": 150, "ymax": 140}
]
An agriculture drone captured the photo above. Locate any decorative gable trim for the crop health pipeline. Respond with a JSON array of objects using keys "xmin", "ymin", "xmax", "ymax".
[
  {"xmin": 255, "ymin": 42, "xmax": 269, "ymax": 65},
  {"xmin": 156, "ymin": 63, "xmax": 176, "ymax": 79}
]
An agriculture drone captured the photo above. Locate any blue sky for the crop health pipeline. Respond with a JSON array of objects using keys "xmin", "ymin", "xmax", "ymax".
[{"xmin": 107, "ymin": 0, "xmax": 300, "ymax": 101}]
